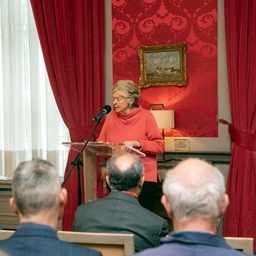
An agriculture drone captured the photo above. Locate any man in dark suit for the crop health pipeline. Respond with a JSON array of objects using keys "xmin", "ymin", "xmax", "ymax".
[
  {"xmin": 134, "ymin": 158, "xmax": 252, "ymax": 256},
  {"xmin": 0, "ymin": 158, "xmax": 101, "ymax": 256},
  {"xmin": 72, "ymin": 153, "xmax": 169, "ymax": 252}
]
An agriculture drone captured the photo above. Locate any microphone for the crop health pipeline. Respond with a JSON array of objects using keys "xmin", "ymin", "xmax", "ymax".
[{"xmin": 92, "ymin": 105, "xmax": 112, "ymax": 122}]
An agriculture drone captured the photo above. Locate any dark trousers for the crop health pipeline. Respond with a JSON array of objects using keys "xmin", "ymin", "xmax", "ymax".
[{"xmin": 138, "ymin": 181, "xmax": 158, "ymax": 212}]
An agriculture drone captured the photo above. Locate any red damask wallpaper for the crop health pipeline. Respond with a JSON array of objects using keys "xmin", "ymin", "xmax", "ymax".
[{"xmin": 112, "ymin": 0, "xmax": 218, "ymax": 137}]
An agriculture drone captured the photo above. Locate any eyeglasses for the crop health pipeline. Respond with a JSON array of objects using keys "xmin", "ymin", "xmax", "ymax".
[{"xmin": 113, "ymin": 96, "xmax": 125, "ymax": 103}]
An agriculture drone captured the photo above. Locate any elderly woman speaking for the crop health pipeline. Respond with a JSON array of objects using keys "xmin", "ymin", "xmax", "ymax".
[{"xmin": 97, "ymin": 79, "xmax": 164, "ymax": 211}]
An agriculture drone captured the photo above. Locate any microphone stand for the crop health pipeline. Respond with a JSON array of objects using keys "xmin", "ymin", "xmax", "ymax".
[{"xmin": 62, "ymin": 117, "xmax": 102, "ymax": 206}]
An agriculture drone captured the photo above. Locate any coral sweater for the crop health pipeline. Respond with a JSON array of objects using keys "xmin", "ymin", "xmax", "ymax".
[{"xmin": 97, "ymin": 106, "xmax": 164, "ymax": 182}]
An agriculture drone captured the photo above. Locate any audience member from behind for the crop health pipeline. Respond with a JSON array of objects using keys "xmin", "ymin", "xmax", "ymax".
[
  {"xmin": 0, "ymin": 158, "xmax": 102, "ymax": 256},
  {"xmin": 134, "ymin": 158, "xmax": 252, "ymax": 256},
  {"xmin": 72, "ymin": 153, "xmax": 169, "ymax": 252}
]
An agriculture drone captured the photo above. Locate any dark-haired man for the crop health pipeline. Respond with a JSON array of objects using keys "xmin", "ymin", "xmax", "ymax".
[{"xmin": 72, "ymin": 153, "xmax": 169, "ymax": 252}]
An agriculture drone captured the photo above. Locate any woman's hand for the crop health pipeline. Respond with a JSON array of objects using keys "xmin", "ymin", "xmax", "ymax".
[{"xmin": 123, "ymin": 140, "xmax": 141, "ymax": 148}]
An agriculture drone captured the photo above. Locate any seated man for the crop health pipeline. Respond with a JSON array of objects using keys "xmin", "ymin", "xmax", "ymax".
[
  {"xmin": 134, "ymin": 158, "xmax": 252, "ymax": 256},
  {"xmin": 0, "ymin": 158, "xmax": 102, "ymax": 256},
  {"xmin": 72, "ymin": 153, "xmax": 169, "ymax": 252}
]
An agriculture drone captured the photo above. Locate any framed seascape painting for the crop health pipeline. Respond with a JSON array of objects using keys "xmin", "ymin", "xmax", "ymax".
[{"xmin": 138, "ymin": 43, "xmax": 187, "ymax": 88}]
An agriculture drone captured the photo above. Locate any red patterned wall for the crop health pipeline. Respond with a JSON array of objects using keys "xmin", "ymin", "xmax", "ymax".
[{"xmin": 112, "ymin": 0, "xmax": 218, "ymax": 137}]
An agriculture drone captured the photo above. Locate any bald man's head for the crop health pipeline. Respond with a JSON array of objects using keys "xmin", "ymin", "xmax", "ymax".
[
  {"xmin": 171, "ymin": 158, "xmax": 218, "ymax": 190},
  {"xmin": 115, "ymin": 154, "xmax": 135, "ymax": 173},
  {"xmin": 162, "ymin": 158, "xmax": 227, "ymax": 223},
  {"xmin": 106, "ymin": 153, "xmax": 144, "ymax": 191}
]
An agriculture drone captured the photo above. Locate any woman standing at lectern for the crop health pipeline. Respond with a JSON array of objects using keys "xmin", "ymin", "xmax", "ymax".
[{"xmin": 97, "ymin": 80, "xmax": 164, "ymax": 211}]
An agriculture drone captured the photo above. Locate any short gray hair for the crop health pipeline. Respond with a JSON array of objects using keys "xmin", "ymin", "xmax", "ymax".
[
  {"xmin": 163, "ymin": 158, "xmax": 225, "ymax": 223},
  {"xmin": 107, "ymin": 153, "xmax": 144, "ymax": 191},
  {"xmin": 12, "ymin": 158, "xmax": 61, "ymax": 216},
  {"xmin": 112, "ymin": 80, "xmax": 141, "ymax": 107}
]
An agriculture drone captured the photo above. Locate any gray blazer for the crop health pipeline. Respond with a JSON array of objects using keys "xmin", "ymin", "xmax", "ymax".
[{"xmin": 72, "ymin": 191, "xmax": 169, "ymax": 252}]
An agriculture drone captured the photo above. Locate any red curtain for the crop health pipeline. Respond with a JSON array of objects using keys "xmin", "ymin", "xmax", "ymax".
[
  {"xmin": 30, "ymin": 0, "xmax": 105, "ymax": 230},
  {"xmin": 222, "ymin": 0, "xmax": 256, "ymax": 250}
]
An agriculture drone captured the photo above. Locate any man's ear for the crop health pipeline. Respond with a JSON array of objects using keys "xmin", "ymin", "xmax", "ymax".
[
  {"xmin": 59, "ymin": 188, "xmax": 67, "ymax": 207},
  {"xmin": 106, "ymin": 175, "xmax": 110, "ymax": 187},
  {"xmin": 220, "ymin": 193, "xmax": 229, "ymax": 217},
  {"xmin": 139, "ymin": 175, "xmax": 144, "ymax": 189},
  {"xmin": 9, "ymin": 197, "xmax": 19, "ymax": 215},
  {"xmin": 57, "ymin": 188, "xmax": 67, "ymax": 221},
  {"xmin": 161, "ymin": 194, "xmax": 173, "ymax": 219}
]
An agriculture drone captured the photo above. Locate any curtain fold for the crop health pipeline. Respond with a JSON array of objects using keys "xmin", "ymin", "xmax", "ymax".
[
  {"xmin": 29, "ymin": 0, "xmax": 105, "ymax": 230},
  {"xmin": 222, "ymin": 0, "xmax": 256, "ymax": 250}
]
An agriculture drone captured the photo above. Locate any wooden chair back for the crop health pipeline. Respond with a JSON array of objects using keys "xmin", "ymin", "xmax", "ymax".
[
  {"xmin": 225, "ymin": 237, "xmax": 254, "ymax": 254},
  {"xmin": 57, "ymin": 231, "xmax": 135, "ymax": 256},
  {"xmin": 0, "ymin": 230, "xmax": 14, "ymax": 240}
]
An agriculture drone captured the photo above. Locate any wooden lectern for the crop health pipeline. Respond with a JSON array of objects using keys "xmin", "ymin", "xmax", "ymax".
[{"xmin": 62, "ymin": 142, "xmax": 145, "ymax": 203}]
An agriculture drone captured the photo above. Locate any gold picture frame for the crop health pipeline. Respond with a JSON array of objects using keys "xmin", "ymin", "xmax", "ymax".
[{"xmin": 138, "ymin": 43, "xmax": 187, "ymax": 88}]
